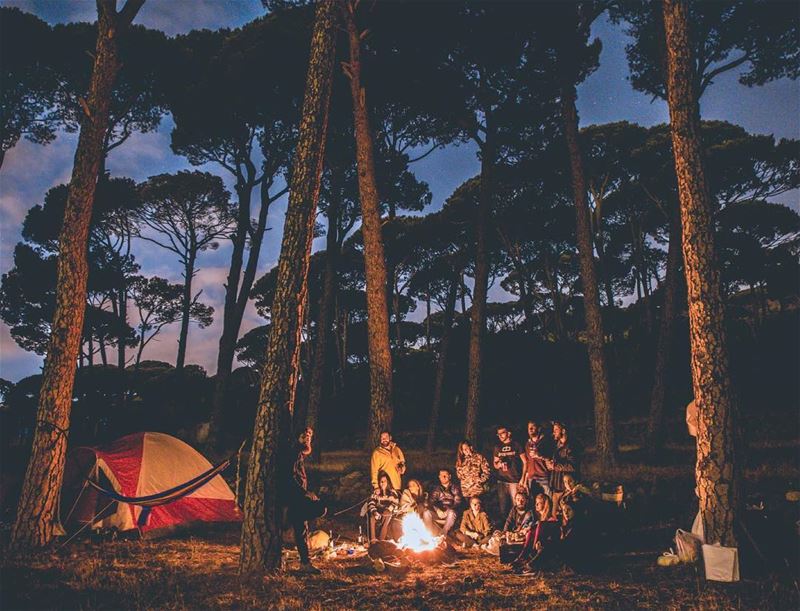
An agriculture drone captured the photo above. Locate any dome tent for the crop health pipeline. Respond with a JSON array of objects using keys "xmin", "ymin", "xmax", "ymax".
[{"xmin": 62, "ymin": 432, "xmax": 241, "ymax": 537}]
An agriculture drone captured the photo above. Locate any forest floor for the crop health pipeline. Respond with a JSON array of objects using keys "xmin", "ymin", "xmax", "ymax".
[{"xmin": 2, "ymin": 438, "xmax": 799, "ymax": 610}]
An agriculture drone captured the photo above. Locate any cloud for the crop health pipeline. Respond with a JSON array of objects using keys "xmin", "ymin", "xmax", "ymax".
[
  {"xmin": 1, "ymin": 0, "xmax": 264, "ymax": 34},
  {"xmin": 0, "ymin": 323, "xmax": 43, "ymax": 381}
]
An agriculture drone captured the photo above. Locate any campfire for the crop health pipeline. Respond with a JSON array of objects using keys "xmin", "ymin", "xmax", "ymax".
[
  {"xmin": 368, "ymin": 513, "xmax": 455, "ymax": 571},
  {"xmin": 397, "ymin": 512, "xmax": 441, "ymax": 552}
]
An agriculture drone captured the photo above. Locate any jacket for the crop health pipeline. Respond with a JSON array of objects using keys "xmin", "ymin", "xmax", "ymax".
[
  {"xmin": 428, "ymin": 482, "xmax": 463, "ymax": 511},
  {"xmin": 367, "ymin": 488, "xmax": 400, "ymax": 516},
  {"xmin": 460, "ymin": 509, "xmax": 492, "ymax": 538},
  {"xmin": 370, "ymin": 443, "xmax": 406, "ymax": 490},
  {"xmin": 398, "ymin": 489, "xmax": 424, "ymax": 515},
  {"xmin": 503, "ymin": 506, "xmax": 532, "ymax": 533},
  {"xmin": 549, "ymin": 440, "xmax": 577, "ymax": 492},
  {"xmin": 455, "ymin": 452, "xmax": 491, "ymax": 498}
]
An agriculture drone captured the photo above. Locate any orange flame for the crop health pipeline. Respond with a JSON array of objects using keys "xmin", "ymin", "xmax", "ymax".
[{"xmin": 397, "ymin": 512, "xmax": 441, "ymax": 552}]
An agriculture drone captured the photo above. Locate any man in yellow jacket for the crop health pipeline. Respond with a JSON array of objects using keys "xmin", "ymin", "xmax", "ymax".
[{"xmin": 370, "ymin": 431, "xmax": 406, "ymax": 492}]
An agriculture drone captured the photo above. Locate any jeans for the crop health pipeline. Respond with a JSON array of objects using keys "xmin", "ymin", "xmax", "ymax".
[
  {"xmin": 454, "ymin": 530, "xmax": 493, "ymax": 547},
  {"xmin": 526, "ymin": 478, "xmax": 551, "ymax": 507},
  {"xmin": 422, "ymin": 507, "xmax": 458, "ymax": 536},
  {"xmin": 285, "ymin": 494, "xmax": 326, "ymax": 564},
  {"xmin": 497, "ymin": 481, "xmax": 518, "ymax": 519}
]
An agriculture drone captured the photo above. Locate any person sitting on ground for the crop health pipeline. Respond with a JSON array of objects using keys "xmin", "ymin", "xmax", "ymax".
[
  {"xmin": 557, "ymin": 500, "xmax": 594, "ymax": 572},
  {"xmin": 422, "ymin": 469, "xmax": 463, "ymax": 538},
  {"xmin": 455, "ymin": 440, "xmax": 491, "ymax": 500},
  {"xmin": 367, "ymin": 472, "xmax": 401, "ymax": 542},
  {"xmin": 502, "ymin": 490, "xmax": 533, "ymax": 543},
  {"xmin": 520, "ymin": 499, "xmax": 594, "ymax": 575},
  {"xmin": 547, "ymin": 423, "xmax": 578, "ymax": 514},
  {"xmin": 398, "ymin": 479, "xmax": 425, "ymax": 517},
  {"xmin": 370, "ymin": 431, "xmax": 406, "ymax": 494},
  {"xmin": 454, "ymin": 496, "xmax": 494, "ymax": 549},
  {"xmin": 521, "ymin": 421, "xmax": 553, "ymax": 499},
  {"xmin": 560, "ymin": 473, "xmax": 592, "ymax": 507},
  {"xmin": 511, "ymin": 493, "xmax": 559, "ymax": 572}
]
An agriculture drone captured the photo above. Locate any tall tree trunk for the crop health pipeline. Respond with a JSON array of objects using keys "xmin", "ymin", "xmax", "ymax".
[
  {"xmin": 663, "ymin": 0, "xmax": 738, "ymax": 547},
  {"xmin": 99, "ymin": 335, "xmax": 108, "ymax": 366},
  {"xmin": 646, "ymin": 211, "xmax": 682, "ymax": 454},
  {"xmin": 10, "ymin": 0, "xmax": 144, "ymax": 551},
  {"xmin": 209, "ymin": 179, "xmax": 276, "ymax": 446},
  {"xmin": 426, "ymin": 277, "xmax": 458, "ymax": 452},
  {"xmin": 342, "ymin": 2, "xmax": 394, "ymax": 448},
  {"xmin": 306, "ymin": 200, "xmax": 339, "ymax": 434},
  {"xmin": 175, "ymin": 253, "xmax": 196, "ymax": 371},
  {"xmin": 425, "ymin": 294, "xmax": 431, "ymax": 347},
  {"xmin": 239, "ymin": 0, "xmax": 336, "ymax": 575},
  {"xmin": 87, "ymin": 333, "xmax": 94, "ymax": 366},
  {"xmin": 594, "ymin": 231, "xmax": 616, "ymax": 309},
  {"xmin": 561, "ymin": 83, "xmax": 616, "ymax": 470},
  {"xmin": 465, "ymin": 127, "xmax": 493, "ymax": 444},
  {"xmin": 544, "ymin": 259, "xmax": 565, "ymax": 342},
  {"xmin": 117, "ymin": 283, "xmax": 127, "ymax": 368},
  {"xmin": 211, "ymin": 182, "xmax": 252, "ymax": 412}
]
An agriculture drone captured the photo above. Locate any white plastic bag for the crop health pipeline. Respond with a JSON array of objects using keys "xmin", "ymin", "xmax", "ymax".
[
  {"xmin": 691, "ymin": 510, "xmax": 705, "ymax": 541},
  {"xmin": 702, "ymin": 543, "xmax": 740, "ymax": 582},
  {"xmin": 675, "ymin": 529, "xmax": 702, "ymax": 563}
]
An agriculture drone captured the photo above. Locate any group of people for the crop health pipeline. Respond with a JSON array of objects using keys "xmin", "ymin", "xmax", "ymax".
[
  {"xmin": 365, "ymin": 422, "xmax": 596, "ymax": 573},
  {"xmin": 280, "ymin": 422, "xmax": 594, "ymax": 575}
]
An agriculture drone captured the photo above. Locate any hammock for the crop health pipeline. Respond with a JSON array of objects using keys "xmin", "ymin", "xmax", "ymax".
[{"xmin": 87, "ymin": 456, "xmax": 232, "ymax": 509}]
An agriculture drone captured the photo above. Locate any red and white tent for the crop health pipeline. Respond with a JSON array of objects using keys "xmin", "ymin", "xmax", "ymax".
[{"xmin": 62, "ymin": 432, "xmax": 241, "ymax": 536}]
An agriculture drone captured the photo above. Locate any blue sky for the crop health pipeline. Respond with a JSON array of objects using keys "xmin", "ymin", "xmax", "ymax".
[{"xmin": 1, "ymin": 1, "xmax": 798, "ymax": 382}]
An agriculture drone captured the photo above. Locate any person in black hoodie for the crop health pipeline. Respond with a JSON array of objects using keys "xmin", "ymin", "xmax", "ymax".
[
  {"xmin": 422, "ymin": 469, "xmax": 463, "ymax": 537},
  {"xmin": 280, "ymin": 427, "xmax": 327, "ymax": 574}
]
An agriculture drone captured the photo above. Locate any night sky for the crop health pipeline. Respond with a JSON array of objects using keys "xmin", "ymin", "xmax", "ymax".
[{"xmin": 1, "ymin": 0, "xmax": 797, "ymax": 383}]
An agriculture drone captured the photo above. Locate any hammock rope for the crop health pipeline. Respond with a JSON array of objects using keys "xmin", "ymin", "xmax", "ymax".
[{"xmin": 87, "ymin": 456, "xmax": 232, "ymax": 508}]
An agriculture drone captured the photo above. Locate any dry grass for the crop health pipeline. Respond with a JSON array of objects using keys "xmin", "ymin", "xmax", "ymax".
[
  {"xmin": 3, "ymin": 530, "xmax": 796, "ymax": 610},
  {"xmin": 2, "ymin": 432, "xmax": 798, "ymax": 610}
]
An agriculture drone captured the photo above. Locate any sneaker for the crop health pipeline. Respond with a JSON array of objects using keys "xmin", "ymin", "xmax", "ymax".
[
  {"xmin": 520, "ymin": 565, "xmax": 537, "ymax": 576},
  {"xmin": 297, "ymin": 562, "xmax": 321, "ymax": 575}
]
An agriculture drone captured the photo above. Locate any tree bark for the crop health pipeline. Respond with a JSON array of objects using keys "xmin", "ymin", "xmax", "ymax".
[
  {"xmin": 305, "ymin": 200, "xmax": 339, "ymax": 434},
  {"xmin": 561, "ymin": 83, "xmax": 617, "ymax": 470},
  {"xmin": 239, "ymin": 0, "xmax": 336, "ymax": 575},
  {"xmin": 10, "ymin": 0, "xmax": 144, "ymax": 551},
  {"xmin": 175, "ymin": 251, "xmax": 196, "ymax": 371},
  {"xmin": 646, "ymin": 211, "xmax": 682, "ymax": 453},
  {"xmin": 426, "ymin": 277, "xmax": 458, "ymax": 453},
  {"xmin": 663, "ymin": 0, "xmax": 738, "ymax": 547},
  {"xmin": 342, "ymin": 2, "xmax": 394, "ymax": 448},
  {"xmin": 465, "ymin": 126, "xmax": 493, "ymax": 444}
]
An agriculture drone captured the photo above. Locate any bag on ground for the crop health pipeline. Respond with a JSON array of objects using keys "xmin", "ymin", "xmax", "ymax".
[
  {"xmin": 702, "ymin": 543, "xmax": 740, "ymax": 582},
  {"xmin": 675, "ymin": 529, "xmax": 703, "ymax": 563}
]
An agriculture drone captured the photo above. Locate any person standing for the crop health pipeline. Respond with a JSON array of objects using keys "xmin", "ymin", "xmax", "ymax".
[
  {"xmin": 281, "ymin": 427, "xmax": 326, "ymax": 574},
  {"xmin": 455, "ymin": 440, "xmax": 492, "ymax": 500},
  {"xmin": 547, "ymin": 423, "xmax": 578, "ymax": 514},
  {"xmin": 492, "ymin": 425, "xmax": 526, "ymax": 519},
  {"xmin": 521, "ymin": 421, "xmax": 552, "ymax": 499},
  {"xmin": 370, "ymin": 430, "xmax": 406, "ymax": 493}
]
